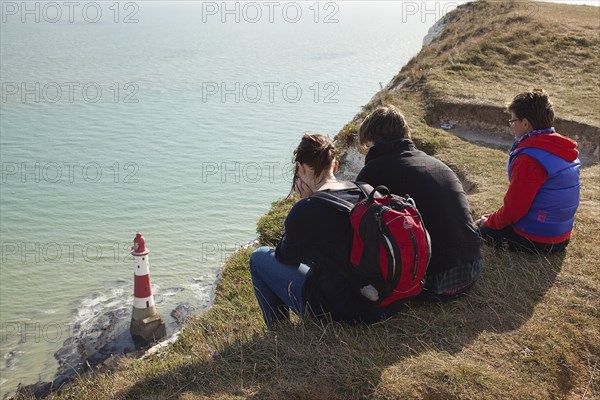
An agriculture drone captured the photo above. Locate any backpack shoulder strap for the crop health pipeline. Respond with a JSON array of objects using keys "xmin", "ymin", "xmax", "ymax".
[
  {"xmin": 352, "ymin": 181, "xmax": 373, "ymax": 198},
  {"xmin": 312, "ymin": 191, "xmax": 354, "ymax": 213},
  {"xmin": 352, "ymin": 181, "xmax": 390, "ymax": 202}
]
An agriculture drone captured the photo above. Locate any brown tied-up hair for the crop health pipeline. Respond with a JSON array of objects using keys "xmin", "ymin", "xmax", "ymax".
[
  {"xmin": 291, "ymin": 134, "xmax": 336, "ymax": 195},
  {"xmin": 358, "ymin": 105, "xmax": 411, "ymax": 146},
  {"xmin": 508, "ymin": 88, "xmax": 555, "ymax": 130}
]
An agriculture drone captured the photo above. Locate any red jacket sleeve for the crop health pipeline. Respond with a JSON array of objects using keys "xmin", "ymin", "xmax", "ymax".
[{"xmin": 484, "ymin": 154, "xmax": 547, "ymax": 230}]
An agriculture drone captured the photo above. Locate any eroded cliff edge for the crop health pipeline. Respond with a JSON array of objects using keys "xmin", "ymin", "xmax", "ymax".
[{"xmin": 335, "ymin": 0, "xmax": 599, "ymax": 177}]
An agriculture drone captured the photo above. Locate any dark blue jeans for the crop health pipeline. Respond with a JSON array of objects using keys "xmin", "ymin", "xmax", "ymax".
[
  {"xmin": 478, "ymin": 225, "xmax": 569, "ymax": 254},
  {"xmin": 249, "ymin": 247, "xmax": 312, "ymax": 328},
  {"xmin": 249, "ymin": 247, "xmax": 399, "ymax": 326}
]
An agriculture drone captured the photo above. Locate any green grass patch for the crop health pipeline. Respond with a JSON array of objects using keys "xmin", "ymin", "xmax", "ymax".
[{"xmin": 256, "ymin": 197, "xmax": 297, "ymax": 247}]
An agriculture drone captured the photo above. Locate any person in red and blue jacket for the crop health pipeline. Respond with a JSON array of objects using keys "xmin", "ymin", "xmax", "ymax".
[{"xmin": 477, "ymin": 89, "xmax": 580, "ymax": 253}]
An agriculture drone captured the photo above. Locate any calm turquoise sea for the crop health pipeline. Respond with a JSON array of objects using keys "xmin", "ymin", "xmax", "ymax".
[{"xmin": 1, "ymin": 0, "xmax": 597, "ymax": 396}]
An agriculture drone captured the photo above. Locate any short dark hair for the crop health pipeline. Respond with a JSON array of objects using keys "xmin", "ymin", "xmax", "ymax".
[
  {"xmin": 358, "ymin": 105, "xmax": 411, "ymax": 146},
  {"xmin": 508, "ymin": 88, "xmax": 554, "ymax": 130}
]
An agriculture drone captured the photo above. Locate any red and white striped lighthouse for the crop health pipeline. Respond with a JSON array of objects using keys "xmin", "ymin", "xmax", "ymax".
[{"xmin": 130, "ymin": 233, "xmax": 166, "ymax": 343}]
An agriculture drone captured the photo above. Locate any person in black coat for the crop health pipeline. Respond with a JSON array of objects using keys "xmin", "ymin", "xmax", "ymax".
[
  {"xmin": 250, "ymin": 134, "xmax": 398, "ymax": 328},
  {"xmin": 356, "ymin": 105, "xmax": 483, "ymax": 301}
]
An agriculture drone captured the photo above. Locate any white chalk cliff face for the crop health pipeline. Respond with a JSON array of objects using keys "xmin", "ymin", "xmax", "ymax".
[
  {"xmin": 422, "ymin": 13, "xmax": 450, "ymax": 47},
  {"xmin": 336, "ymin": 145, "xmax": 365, "ymax": 182}
]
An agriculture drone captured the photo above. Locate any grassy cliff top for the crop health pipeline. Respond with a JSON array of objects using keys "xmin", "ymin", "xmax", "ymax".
[
  {"xmin": 22, "ymin": 1, "xmax": 599, "ymax": 399},
  {"xmin": 335, "ymin": 0, "xmax": 599, "ymax": 153},
  {"xmin": 416, "ymin": 0, "xmax": 599, "ymax": 123}
]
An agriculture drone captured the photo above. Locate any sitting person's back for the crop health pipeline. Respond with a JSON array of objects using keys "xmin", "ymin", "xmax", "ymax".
[
  {"xmin": 275, "ymin": 183, "xmax": 383, "ymax": 321},
  {"xmin": 356, "ymin": 105, "xmax": 483, "ymax": 300},
  {"xmin": 249, "ymin": 134, "xmax": 399, "ymax": 328}
]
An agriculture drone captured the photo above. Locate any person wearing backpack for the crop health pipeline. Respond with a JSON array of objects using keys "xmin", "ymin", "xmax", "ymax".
[
  {"xmin": 356, "ymin": 105, "xmax": 483, "ymax": 302},
  {"xmin": 249, "ymin": 134, "xmax": 400, "ymax": 328},
  {"xmin": 476, "ymin": 89, "xmax": 580, "ymax": 253}
]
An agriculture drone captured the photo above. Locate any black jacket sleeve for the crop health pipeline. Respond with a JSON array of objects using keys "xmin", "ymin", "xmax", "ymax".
[{"xmin": 275, "ymin": 199, "xmax": 310, "ymax": 266}]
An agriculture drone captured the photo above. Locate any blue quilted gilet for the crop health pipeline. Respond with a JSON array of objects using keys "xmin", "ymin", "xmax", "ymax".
[{"xmin": 508, "ymin": 147, "xmax": 580, "ymax": 237}]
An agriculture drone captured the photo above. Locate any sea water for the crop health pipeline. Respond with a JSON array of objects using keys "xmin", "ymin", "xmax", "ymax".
[{"xmin": 1, "ymin": 0, "xmax": 597, "ymax": 396}]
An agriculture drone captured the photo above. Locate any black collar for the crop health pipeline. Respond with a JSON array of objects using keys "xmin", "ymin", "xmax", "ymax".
[{"xmin": 365, "ymin": 138, "xmax": 416, "ymax": 164}]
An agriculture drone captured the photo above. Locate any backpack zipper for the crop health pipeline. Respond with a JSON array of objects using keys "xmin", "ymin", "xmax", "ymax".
[
  {"xmin": 409, "ymin": 231, "xmax": 418, "ymax": 280},
  {"xmin": 382, "ymin": 234, "xmax": 396, "ymax": 281}
]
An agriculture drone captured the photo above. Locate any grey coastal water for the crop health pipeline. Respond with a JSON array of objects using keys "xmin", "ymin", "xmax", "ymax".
[{"xmin": 0, "ymin": 2, "xmax": 439, "ymax": 396}]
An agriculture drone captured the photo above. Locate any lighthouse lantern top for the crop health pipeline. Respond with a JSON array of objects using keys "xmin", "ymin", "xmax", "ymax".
[{"xmin": 131, "ymin": 232, "xmax": 149, "ymax": 256}]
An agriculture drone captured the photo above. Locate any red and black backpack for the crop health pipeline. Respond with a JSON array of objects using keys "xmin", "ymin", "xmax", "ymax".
[{"xmin": 313, "ymin": 183, "xmax": 431, "ymax": 307}]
